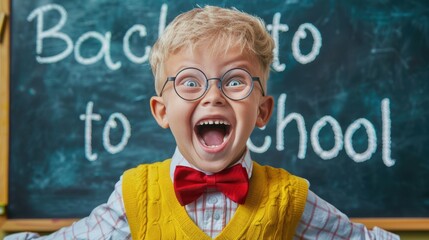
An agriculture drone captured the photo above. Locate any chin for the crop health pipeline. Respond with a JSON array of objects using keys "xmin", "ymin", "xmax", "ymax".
[
  {"xmin": 197, "ymin": 161, "xmax": 232, "ymax": 173},
  {"xmin": 195, "ymin": 150, "xmax": 242, "ymax": 173}
]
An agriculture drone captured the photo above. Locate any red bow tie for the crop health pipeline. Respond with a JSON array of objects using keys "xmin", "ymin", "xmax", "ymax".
[{"xmin": 173, "ymin": 164, "xmax": 249, "ymax": 206}]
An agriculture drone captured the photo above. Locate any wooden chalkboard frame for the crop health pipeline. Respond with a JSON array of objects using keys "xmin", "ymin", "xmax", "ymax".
[
  {"xmin": 0, "ymin": 0, "xmax": 10, "ymax": 216},
  {"xmin": 1, "ymin": 0, "xmax": 429, "ymax": 234},
  {"xmin": 0, "ymin": 218, "xmax": 429, "ymax": 232}
]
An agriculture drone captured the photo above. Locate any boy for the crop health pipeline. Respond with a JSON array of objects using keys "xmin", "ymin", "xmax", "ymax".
[{"xmin": 7, "ymin": 5, "xmax": 398, "ymax": 240}]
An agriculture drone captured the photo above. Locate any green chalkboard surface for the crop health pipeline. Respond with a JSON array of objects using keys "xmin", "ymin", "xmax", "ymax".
[{"xmin": 9, "ymin": 0, "xmax": 429, "ymax": 219}]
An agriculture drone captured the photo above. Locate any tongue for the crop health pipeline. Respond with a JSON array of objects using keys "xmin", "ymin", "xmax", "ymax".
[{"xmin": 201, "ymin": 128, "xmax": 225, "ymax": 146}]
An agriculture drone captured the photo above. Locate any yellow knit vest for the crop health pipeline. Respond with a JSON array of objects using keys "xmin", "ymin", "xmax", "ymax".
[{"xmin": 123, "ymin": 159, "xmax": 308, "ymax": 239}]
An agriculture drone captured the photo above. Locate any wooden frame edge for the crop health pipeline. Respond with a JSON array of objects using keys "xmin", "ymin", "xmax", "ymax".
[
  {"xmin": 0, "ymin": 218, "xmax": 428, "ymax": 232},
  {"xmin": 351, "ymin": 218, "xmax": 429, "ymax": 231},
  {"xmin": 1, "ymin": 219, "xmax": 79, "ymax": 232},
  {"xmin": 0, "ymin": 0, "xmax": 11, "ymax": 207}
]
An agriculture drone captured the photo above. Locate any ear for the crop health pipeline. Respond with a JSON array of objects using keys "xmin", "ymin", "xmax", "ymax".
[
  {"xmin": 256, "ymin": 96, "xmax": 274, "ymax": 128},
  {"xmin": 150, "ymin": 96, "xmax": 169, "ymax": 128}
]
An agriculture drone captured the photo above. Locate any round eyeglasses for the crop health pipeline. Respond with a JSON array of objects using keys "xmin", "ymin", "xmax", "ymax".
[{"xmin": 159, "ymin": 67, "xmax": 265, "ymax": 101}]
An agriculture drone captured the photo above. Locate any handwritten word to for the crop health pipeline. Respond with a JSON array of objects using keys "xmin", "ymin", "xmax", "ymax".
[
  {"xmin": 79, "ymin": 101, "xmax": 131, "ymax": 161},
  {"xmin": 267, "ymin": 13, "xmax": 322, "ymax": 71},
  {"xmin": 247, "ymin": 94, "xmax": 396, "ymax": 167},
  {"xmin": 27, "ymin": 3, "xmax": 321, "ymax": 71}
]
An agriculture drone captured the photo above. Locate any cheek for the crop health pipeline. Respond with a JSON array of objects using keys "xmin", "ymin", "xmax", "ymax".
[
  {"xmin": 166, "ymin": 103, "xmax": 194, "ymax": 133},
  {"xmin": 237, "ymin": 105, "xmax": 259, "ymax": 128},
  {"xmin": 245, "ymin": 98, "xmax": 260, "ymax": 117}
]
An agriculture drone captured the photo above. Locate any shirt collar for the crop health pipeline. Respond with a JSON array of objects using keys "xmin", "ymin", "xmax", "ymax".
[{"xmin": 170, "ymin": 147, "xmax": 253, "ymax": 182}]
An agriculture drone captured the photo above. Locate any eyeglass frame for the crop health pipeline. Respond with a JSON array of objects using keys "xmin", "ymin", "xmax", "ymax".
[{"xmin": 159, "ymin": 67, "xmax": 266, "ymax": 101}]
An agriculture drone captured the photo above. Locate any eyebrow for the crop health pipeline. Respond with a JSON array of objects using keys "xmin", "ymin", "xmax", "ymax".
[
  {"xmin": 169, "ymin": 59, "xmax": 258, "ymax": 77},
  {"xmin": 221, "ymin": 58, "xmax": 258, "ymax": 73}
]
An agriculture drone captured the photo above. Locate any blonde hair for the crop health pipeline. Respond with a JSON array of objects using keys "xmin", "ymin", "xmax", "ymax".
[{"xmin": 150, "ymin": 5, "xmax": 275, "ymax": 95}]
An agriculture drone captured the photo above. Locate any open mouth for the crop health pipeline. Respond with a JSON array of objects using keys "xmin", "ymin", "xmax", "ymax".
[{"xmin": 195, "ymin": 120, "xmax": 231, "ymax": 149}]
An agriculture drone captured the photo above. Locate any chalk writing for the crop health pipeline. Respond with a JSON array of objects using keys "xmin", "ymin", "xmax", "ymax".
[
  {"xmin": 26, "ymin": 3, "xmax": 394, "ymax": 167},
  {"xmin": 26, "ymin": 3, "xmax": 167, "ymax": 69},
  {"xmin": 292, "ymin": 23, "xmax": 322, "ymax": 64},
  {"xmin": 79, "ymin": 101, "xmax": 131, "ymax": 161},
  {"xmin": 102, "ymin": 112, "xmax": 131, "ymax": 155},
  {"xmin": 27, "ymin": 3, "xmax": 320, "ymax": 71},
  {"xmin": 248, "ymin": 94, "xmax": 395, "ymax": 167}
]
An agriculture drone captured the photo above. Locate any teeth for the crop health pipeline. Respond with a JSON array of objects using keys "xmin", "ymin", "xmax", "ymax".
[{"xmin": 198, "ymin": 120, "xmax": 230, "ymax": 126}]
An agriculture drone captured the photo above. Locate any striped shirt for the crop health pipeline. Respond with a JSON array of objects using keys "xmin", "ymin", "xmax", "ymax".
[{"xmin": 5, "ymin": 148, "xmax": 399, "ymax": 240}]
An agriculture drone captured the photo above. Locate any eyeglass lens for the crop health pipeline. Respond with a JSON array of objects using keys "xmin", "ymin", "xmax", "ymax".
[{"xmin": 173, "ymin": 68, "xmax": 254, "ymax": 100}]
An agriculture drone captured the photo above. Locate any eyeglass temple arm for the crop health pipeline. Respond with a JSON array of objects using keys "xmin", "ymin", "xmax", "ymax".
[
  {"xmin": 253, "ymin": 77, "xmax": 266, "ymax": 96},
  {"xmin": 159, "ymin": 77, "xmax": 176, "ymax": 97}
]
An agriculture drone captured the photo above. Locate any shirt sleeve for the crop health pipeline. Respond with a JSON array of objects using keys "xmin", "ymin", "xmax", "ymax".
[
  {"xmin": 294, "ymin": 190, "xmax": 400, "ymax": 240},
  {"xmin": 4, "ymin": 177, "xmax": 131, "ymax": 240}
]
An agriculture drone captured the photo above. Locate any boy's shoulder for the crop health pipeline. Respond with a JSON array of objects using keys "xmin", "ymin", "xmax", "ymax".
[
  {"xmin": 252, "ymin": 161, "xmax": 309, "ymax": 187},
  {"xmin": 123, "ymin": 159, "xmax": 172, "ymax": 181},
  {"xmin": 252, "ymin": 161, "xmax": 297, "ymax": 176},
  {"xmin": 127, "ymin": 158, "xmax": 172, "ymax": 170}
]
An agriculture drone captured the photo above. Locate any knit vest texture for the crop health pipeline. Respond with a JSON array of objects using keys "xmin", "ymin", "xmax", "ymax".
[{"xmin": 123, "ymin": 159, "xmax": 308, "ymax": 240}]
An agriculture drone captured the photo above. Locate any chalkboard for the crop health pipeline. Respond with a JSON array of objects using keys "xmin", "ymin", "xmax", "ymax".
[{"xmin": 8, "ymin": 0, "xmax": 429, "ymax": 219}]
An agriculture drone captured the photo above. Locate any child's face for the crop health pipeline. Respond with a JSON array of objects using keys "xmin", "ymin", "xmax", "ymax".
[{"xmin": 150, "ymin": 43, "xmax": 274, "ymax": 173}]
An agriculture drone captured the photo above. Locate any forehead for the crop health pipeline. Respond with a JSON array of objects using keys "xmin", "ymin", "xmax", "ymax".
[{"xmin": 164, "ymin": 43, "xmax": 262, "ymax": 76}]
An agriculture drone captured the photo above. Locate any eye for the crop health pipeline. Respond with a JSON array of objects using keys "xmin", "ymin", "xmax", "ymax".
[
  {"xmin": 226, "ymin": 79, "xmax": 243, "ymax": 87},
  {"xmin": 182, "ymin": 79, "xmax": 201, "ymax": 87}
]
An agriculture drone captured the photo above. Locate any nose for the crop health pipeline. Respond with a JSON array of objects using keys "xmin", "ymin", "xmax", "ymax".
[{"xmin": 201, "ymin": 78, "xmax": 226, "ymax": 106}]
